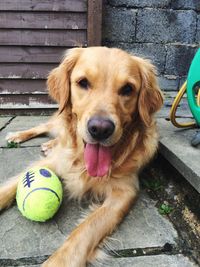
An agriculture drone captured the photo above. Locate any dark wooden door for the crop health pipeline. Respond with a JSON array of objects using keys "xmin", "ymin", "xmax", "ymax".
[{"xmin": 0, "ymin": 0, "xmax": 102, "ymax": 115}]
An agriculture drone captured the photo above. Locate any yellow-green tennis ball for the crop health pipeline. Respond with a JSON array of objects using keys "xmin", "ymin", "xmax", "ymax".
[{"xmin": 16, "ymin": 167, "xmax": 63, "ymax": 222}]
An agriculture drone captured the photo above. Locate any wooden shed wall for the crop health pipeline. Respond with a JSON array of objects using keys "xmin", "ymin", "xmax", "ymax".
[{"xmin": 0, "ymin": 0, "xmax": 102, "ymax": 115}]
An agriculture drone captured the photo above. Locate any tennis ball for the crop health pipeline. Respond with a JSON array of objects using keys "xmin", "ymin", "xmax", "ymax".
[{"xmin": 16, "ymin": 167, "xmax": 63, "ymax": 222}]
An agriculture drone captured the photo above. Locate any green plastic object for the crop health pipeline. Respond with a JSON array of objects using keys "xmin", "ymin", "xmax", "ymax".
[{"xmin": 186, "ymin": 48, "xmax": 200, "ymax": 126}]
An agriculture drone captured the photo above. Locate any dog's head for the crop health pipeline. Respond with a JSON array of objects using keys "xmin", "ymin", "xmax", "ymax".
[{"xmin": 47, "ymin": 47, "xmax": 163, "ymax": 177}]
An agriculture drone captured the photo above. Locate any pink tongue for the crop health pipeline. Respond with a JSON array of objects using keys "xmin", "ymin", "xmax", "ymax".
[{"xmin": 84, "ymin": 143, "xmax": 111, "ymax": 177}]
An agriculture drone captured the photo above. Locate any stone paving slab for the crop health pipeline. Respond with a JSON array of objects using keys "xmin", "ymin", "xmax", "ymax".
[
  {"xmin": 7, "ymin": 255, "xmax": 197, "ymax": 267},
  {"xmin": 0, "ymin": 147, "xmax": 41, "ymax": 182},
  {"xmin": 101, "ymin": 254, "xmax": 198, "ymax": 267},
  {"xmin": 10, "ymin": 254, "xmax": 197, "ymax": 267},
  {"xmin": 158, "ymin": 118, "xmax": 200, "ymax": 193},
  {"xmin": 0, "ymin": 116, "xmax": 13, "ymax": 130},
  {"xmin": 1, "ymin": 116, "xmax": 198, "ymax": 267},
  {"xmin": 108, "ymin": 192, "xmax": 177, "ymax": 249},
  {"xmin": 0, "ymin": 148, "xmax": 178, "ymax": 261},
  {"xmin": 0, "ymin": 116, "xmax": 50, "ymax": 147},
  {"xmin": 56, "ymin": 191, "xmax": 177, "ymax": 251},
  {"xmin": 7, "ymin": 266, "xmax": 40, "ymax": 267},
  {"xmin": 0, "ymin": 194, "xmax": 177, "ymax": 259}
]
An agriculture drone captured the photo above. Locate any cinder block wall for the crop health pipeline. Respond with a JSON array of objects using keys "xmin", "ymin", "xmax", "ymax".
[{"xmin": 102, "ymin": 0, "xmax": 200, "ymax": 91}]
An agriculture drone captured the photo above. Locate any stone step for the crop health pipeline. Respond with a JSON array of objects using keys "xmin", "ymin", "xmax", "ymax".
[{"xmin": 158, "ymin": 117, "xmax": 200, "ymax": 193}]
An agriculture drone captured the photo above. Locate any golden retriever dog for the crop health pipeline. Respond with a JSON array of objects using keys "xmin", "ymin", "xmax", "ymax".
[{"xmin": 0, "ymin": 47, "xmax": 163, "ymax": 267}]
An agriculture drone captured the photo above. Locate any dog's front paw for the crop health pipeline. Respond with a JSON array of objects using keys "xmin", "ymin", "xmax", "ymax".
[
  {"xmin": 6, "ymin": 132, "xmax": 22, "ymax": 143},
  {"xmin": 41, "ymin": 140, "xmax": 54, "ymax": 156}
]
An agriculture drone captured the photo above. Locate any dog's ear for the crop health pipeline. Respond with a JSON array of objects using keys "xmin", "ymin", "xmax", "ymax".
[
  {"xmin": 134, "ymin": 57, "xmax": 163, "ymax": 127},
  {"xmin": 47, "ymin": 48, "xmax": 82, "ymax": 112}
]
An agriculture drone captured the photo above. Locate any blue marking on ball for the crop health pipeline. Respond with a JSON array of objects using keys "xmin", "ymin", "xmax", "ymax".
[
  {"xmin": 39, "ymin": 168, "xmax": 52, "ymax": 178},
  {"xmin": 22, "ymin": 187, "xmax": 61, "ymax": 211},
  {"xmin": 23, "ymin": 171, "xmax": 35, "ymax": 188}
]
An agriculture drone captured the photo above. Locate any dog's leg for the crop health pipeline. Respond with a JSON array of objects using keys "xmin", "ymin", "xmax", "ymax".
[
  {"xmin": 5, "ymin": 112, "xmax": 60, "ymax": 144},
  {"xmin": 6, "ymin": 123, "xmax": 52, "ymax": 144},
  {"xmin": 0, "ymin": 177, "xmax": 18, "ymax": 210},
  {"xmin": 42, "ymin": 184, "xmax": 137, "ymax": 267}
]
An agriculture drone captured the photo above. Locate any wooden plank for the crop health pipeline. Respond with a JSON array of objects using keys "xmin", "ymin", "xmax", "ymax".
[
  {"xmin": 0, "ymin": 79, "xmax": 47, "ymax": 94},
  {"xmin": 0, "ymin": 63, "xmax": 57, "ymax": 79},
  {"xmin": 0, "ymin": 29, "xmax": 87, "ymax": 47},
  {"xmin": 0, "ymin": 94, "xmax": 55, "ymax": 106},
  {"xmin": 87, "ymin": 0, "xmax": 102, "ymax": 46},
  {"xmin": 0, "ymin": 0, "xmax": 87, "ymax": 12},
  {"xmin": 0, "ymin": 108, "xmax": 56, "ymax": 116},
  {"xmin": 0, "ymin": 12, "xmax": 87, "ymax": 30},
  {"xmin": 0, "ymin": 47, "xmax": 68, "ymax": 63}
]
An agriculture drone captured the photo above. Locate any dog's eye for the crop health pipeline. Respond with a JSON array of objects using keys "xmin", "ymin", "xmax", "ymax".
[
  {"xmin": 78, "ymin": 78, "xmax": 89, "ymax": 90},
  {"xmin": 119, "ymin": 84, "xmax": 133, "ymax": 96}
]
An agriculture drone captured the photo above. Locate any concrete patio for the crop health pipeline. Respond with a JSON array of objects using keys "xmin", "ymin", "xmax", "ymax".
[{"xmin": 0, "ymin": 116, "xmax": 199, "ymax": 267}]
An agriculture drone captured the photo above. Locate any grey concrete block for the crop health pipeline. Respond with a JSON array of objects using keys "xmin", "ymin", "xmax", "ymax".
[
  {"xmin": 179, "ymin": 76, "xmax": 188, "ymax": 94},
  {"xmin": 197, "ymin": 15, "xmax": 200, "ymax": 44},
  {"xmin": 158, "ymin": 75, "xmax": 179, "ymax": 91},
  {"xmin": 114, "ymin": 43, "xmax": 166, "ymax": 74},
  {"xmin": 108, "ymin": 0, "xmax": 171, "ymax": 8},
  {"xmin": 171, "ymin": 0, "xmax": 200, "ymax": 11},
  {"xmin": 102, "ymin": 254, "xmax": 198, "ymax": 267},
  {"xmin": 0, "ymin": 116, "xmax": 50, "ymax": 147},
  {"xmin": 136, "ymin": 9, "xmax": 197, "ymax": 44},
  {"xmin": 103, "ymin": 42, "xmax": 166, "ymax": 74},
  {"xmin": 103, "ymin": 6, "xmax": 137, "ymax": 42},
  {"xmin": 165, "ymin": 45, "xmax": 198, "ymax": 76},
  {"xmin": 158, "ymin": 118, "xmax": 200, "ymax": 193}
]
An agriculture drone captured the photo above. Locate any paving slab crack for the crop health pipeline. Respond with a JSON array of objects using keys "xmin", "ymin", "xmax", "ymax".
[
  {"xmin": 0, "ymin": 145, "xmax": 41, "ymax": 149},
  {"xmin": 0, "ymin": 255, "xmax": 49, "ymax": 266},
  {"xmin": 0, "ymin": 116, "xmax": 16, "ymax": 132},
  {"xmin": 110, "ymin": 243, "xmax": 182, "ymax": 258},
  {"xmin": 52, "ymin": 218, "xmax": 68, "ymax": 239}
]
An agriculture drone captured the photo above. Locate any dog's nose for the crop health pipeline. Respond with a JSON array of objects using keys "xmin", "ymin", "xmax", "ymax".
[{"xmin": 88, "ymin": 117, "xmax": 115, "ymax": 141}]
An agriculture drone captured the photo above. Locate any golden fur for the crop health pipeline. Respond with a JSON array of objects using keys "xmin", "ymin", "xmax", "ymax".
[{"xmin": 1, "ymin": 47, "xmax": 163, "ymax": 267}]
